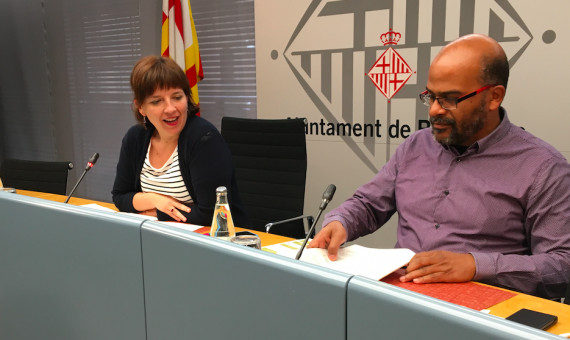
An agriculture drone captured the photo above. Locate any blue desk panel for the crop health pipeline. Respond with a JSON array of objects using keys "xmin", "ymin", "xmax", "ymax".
[
  {"xmin": 141, "ymin": 222, "xmax": 351, "ymax": 340},
  {"xmin": 346, "ymin": 276, "xmax": 562, "ymax": 340},
  {"xmin": 0, "ymin": 193, "xmax": 147, "ymax": 340}
]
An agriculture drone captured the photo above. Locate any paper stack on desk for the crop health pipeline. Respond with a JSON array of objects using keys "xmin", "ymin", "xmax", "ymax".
[{"xmin": 263, "ymin": 240, "xmax": 415, "ymax": 281}]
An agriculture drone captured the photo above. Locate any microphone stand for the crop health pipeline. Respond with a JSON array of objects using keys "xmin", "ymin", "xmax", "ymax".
[
  {"xmin": 64, "ymin": 170, "xmax": 89, "ymax": 203},
  {"xmin": 295, "ymin": 208, "xmax": 326, "ymax": 260},
  {"xmin": 265, "ymin": 215, "xmax": 314, "ymax": 233},
  {"xmin": 295, "ymin": 184, "xmax": 336, "ymax": 260},
  {"xmin": 64, "ymin": 153, "xmax": 99, "ymax": 204}
]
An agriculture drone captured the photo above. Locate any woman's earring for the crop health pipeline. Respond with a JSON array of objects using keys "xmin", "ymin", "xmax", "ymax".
[{"xmin": 143, "ymin": 116, "xmax": 147, "ymax": 124}]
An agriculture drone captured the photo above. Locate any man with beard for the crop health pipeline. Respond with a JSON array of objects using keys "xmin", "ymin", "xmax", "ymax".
[{"xmin": 309, "ymin": 34, "xmax": 570, "ymax": 299}]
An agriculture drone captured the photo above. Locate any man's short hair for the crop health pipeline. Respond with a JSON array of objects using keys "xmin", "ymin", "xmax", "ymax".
[{"xmin": 481, "ymin": 55, "xmax": 509, "ymax": 89}]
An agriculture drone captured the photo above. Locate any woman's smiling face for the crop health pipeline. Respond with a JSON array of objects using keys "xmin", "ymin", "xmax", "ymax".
[{"xmin": 139, "ymin": 87, "xmax": 188, "ymax": 139}]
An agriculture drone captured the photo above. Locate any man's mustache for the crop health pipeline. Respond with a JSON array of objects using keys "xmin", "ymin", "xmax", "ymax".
[{"xmin": 430, "ymin": 116, "xmax": 456, "ymax": 126}]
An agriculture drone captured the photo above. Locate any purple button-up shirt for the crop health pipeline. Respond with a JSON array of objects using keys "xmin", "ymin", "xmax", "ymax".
[{"xmin": 323, "ymin": 109, "xmax": 570, "ymax": 299}]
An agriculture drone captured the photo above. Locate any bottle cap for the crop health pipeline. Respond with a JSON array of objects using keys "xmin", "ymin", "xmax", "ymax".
[{"xmin": 216, "ymin": 186, "xmax": 227, "ymax": 193}]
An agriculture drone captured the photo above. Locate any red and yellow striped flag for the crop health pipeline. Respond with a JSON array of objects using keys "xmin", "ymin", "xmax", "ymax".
[{"xmin": 161, "ymin": 0, "xmax": 204, "ymax": 107}]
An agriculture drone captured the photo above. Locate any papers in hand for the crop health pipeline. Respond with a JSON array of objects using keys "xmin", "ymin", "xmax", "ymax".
[
  {"xmin": 263, "ymin": 240, "xmax": 415, "ymax": 281},
  {"xmin": 301, "ymin": 246, "xmax": 415, "ymax": 281}
]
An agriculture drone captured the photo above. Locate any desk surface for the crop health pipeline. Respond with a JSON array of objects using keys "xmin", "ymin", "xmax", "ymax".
[
  {"xmin": 13, "ymin": 189, "xmax": 570, "ymax": 336},
  {"xmin": 14, "ymin": 190, "xmax": 292, "ymax": 248}
]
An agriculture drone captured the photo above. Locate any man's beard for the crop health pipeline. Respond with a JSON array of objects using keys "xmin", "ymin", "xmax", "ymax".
[{"xmin": 430, "ymin": 100, "xmax": 486, "ymax": 146}]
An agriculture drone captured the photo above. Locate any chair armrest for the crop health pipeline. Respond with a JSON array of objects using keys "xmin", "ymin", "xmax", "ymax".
[{"xmin": 265, "ymin": 215, "xmax": 315, "ymax": 236}]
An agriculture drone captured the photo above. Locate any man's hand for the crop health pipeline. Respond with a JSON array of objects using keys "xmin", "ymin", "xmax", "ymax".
[
  {"xmin": 400, "ymin": 250, "xmax": 476, "ymax": 283},
  {"xmin": 308, "ymin": 221, "xmax": 347, "ymax": 261}
]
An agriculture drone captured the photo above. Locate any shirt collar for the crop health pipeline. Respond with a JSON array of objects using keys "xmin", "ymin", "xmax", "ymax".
[{"xmin": 472, "ymin": 107, "xmax": 510, "ymax": 154}]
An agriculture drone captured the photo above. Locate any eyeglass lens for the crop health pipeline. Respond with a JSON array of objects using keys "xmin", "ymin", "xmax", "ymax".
[{"xmin": 420, "ymin": 93, "xmax": 457, "ymax": 110}]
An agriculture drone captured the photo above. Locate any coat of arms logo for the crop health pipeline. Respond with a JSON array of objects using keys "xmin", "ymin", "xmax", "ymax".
[
  {"xmin": 366, "ymin": 29, "xmax": 414, "ymax": 102},
  {"xmin": 279, "ymin": 0, "xmax": 533, "ymax": 172}
]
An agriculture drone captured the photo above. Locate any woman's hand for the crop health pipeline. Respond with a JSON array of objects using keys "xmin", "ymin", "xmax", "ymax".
[
  {"xmin": 139, "ymin": 208, "xmax": 157, "ymax": 217},
  {"xmin": 154, "ymin": 194, "xmax": 192, "ymax": 222},
  {"xmin": 133, "ymin": 192, "xmax": 191, "ymax": 222}
]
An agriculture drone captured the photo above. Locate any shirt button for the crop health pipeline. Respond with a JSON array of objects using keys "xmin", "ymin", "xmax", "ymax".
[
  {"xmin": 435, "ymin": 224, "xmax": 440, "ymax": 229},
  {"xmin": 444, "ymin": 190, "xmax": 449, "ymax": 195},
  {"xmin": 456, "ymin": 158, "xmax": 461, "ymax": 163}
]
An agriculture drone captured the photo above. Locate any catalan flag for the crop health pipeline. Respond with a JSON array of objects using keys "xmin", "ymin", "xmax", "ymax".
[{"xmin": 161, "ymin": 0, "xmax": 204, "ymax": 106}]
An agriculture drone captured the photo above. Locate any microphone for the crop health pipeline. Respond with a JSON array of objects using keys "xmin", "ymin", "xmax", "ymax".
[
  {"xmin": 295, "ymin": 184, "xmax": 336, "ymax": 260},
  {"xmin": 64, "ymin": 153, "xmax": 99, "ymax": 203}
]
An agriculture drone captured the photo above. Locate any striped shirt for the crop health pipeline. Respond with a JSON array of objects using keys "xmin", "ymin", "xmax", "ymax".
[{"xmin": 140, "ymin": 144, "xmax": 193, "ymax": 204}]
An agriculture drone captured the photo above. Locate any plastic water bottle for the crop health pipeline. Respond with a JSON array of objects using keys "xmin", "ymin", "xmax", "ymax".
[{"xmin": 210, "ymin": 186, "xmax": 236, "ymax": 240}]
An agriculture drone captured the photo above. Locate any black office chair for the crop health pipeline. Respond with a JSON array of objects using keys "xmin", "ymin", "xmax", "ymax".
[
  {"xmin": 221, "ymin": 117, "xmax": 312, "ymax": 239},
  {"xmin": 564, "ymin": 281, "xmax": 570, "ymax": 305},
  {"xmin": 0, "ymin": 158, "xmax": 74, "ymax": 195}
]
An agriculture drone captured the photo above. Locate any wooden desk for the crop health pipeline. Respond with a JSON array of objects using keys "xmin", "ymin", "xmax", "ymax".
[
  {"xmin": 15, "ymin": 189, "xmax": 291, "ymax": 248},
  {"xmin": 16, "ymin": 189, "xmax": 119, "ymax": 211},
  {"xmin": 12, "ymin": 189, "xmax": 570, "ymax": 336},
  {"xmin": 489, "ymin": 288, "xmax": 570, "ymax": 335}
]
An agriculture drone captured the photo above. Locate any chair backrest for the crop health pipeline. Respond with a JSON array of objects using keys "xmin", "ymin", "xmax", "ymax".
[
  {"xmin": 221, "ymin": 117, "xmax": 308, "ymax": 238},
  {"xmin": 0, "ymin": 158, "xmax": 74, "ymax": 195}
]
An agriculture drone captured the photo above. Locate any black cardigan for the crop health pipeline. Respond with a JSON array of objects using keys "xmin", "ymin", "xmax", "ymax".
[{"xmin": 111, "ymin": 115, "xmax": 249, "ymax": 227}]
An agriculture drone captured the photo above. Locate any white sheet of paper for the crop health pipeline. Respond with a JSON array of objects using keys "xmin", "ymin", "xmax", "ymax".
[
  {"xmin": 80, "ymin": 206, "xmax": 202, "ymax": 232},
  {"xmin": 262, "ymin": 240, "xmax": 414, "ymax": 281},
  {"xmin": 116, "ymin": 211, "xmax": 158, "ymax": 221},
  {"xmin": 262, "ymin": 239, "xmax": 306, "ymax": 258},
  {"xmin": 80, "ymin": 203, "xmax": 118, "ymax": 212},
  {"xmin": 156, "ymin": 221, "xmax": 204, "ymax": 232},
  {"xmin": 299, "ymin": 246, "xmax": 414, "ymax": 281}
]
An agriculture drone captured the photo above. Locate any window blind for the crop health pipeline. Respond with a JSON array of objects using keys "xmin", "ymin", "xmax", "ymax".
[
  {"xmin": 0, "ymin": 0, "xmax": 257, "ymax": 202},
  {"xmin": 191, "ymin": 0, "xmax": 257, "ymax": 127}
]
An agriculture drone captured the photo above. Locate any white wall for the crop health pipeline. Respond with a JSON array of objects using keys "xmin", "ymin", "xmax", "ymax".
[{"xmin": 255, "ymin": 0, "xmax": 570, "ymax": 248}]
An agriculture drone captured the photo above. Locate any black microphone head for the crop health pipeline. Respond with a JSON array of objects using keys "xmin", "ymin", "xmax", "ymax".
[
  {"xmin": 318, "ymin": 184, "xmax": 336, "ymax": 210},
  {"xmin": 89, "ymin": 152, "xmax": 100, "ymax": 164},
  {"xmin": 85, "ymin": 152, "xmax": 100, "ymax": 170},
  {"xmin": 323, "ymin": 184, "xmax": 336, "ymax": 201}
]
